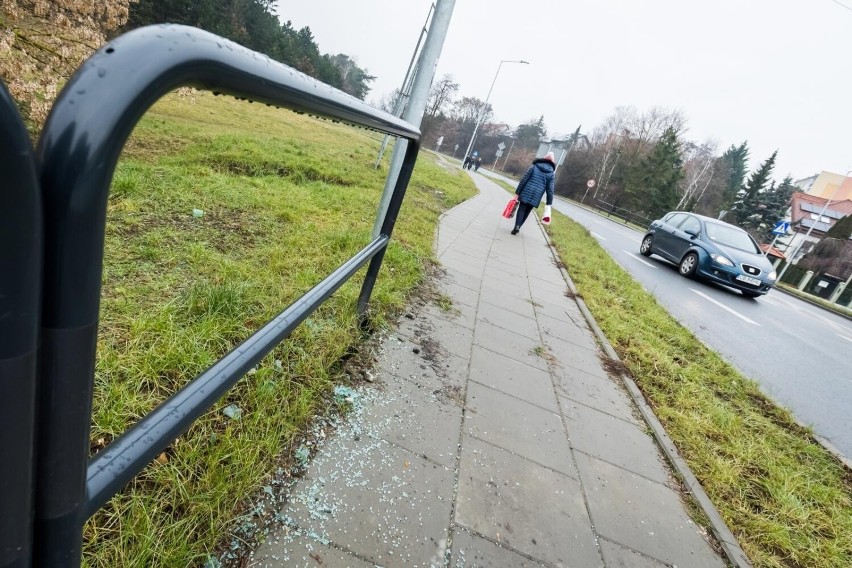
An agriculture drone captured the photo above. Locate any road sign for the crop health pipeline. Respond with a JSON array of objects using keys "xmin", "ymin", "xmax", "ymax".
[
  {"xmin": 497, "ymin": 142, "xmax": 506, "ymax": 150},
  {"xmin": 495, "ymin": 150, "xmax": 503, "ymax": 158},
  {"xmin": 587, "ymin": 179, "xmax": 596, "ymax": 188},
  {"xmin": 771, "ymin": 220, "xmax": 790, "ymax": 235}
]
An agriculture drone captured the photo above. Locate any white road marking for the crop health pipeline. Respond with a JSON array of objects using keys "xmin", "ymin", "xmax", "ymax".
[
  {"xmin": 625, "ymin": 251, "xmax": 657, "ymax": 268},
  {"xmin": 838, "ymin": 334, "xmax": 852, "ymax": 343},
  {"xmin": 771, "ymin": 294, "xmax": 852, "ymax": 334},
  {"xmin": 690, "ymin": 288, "xmax": 761, "ymax": 325},
  {"xmin": 761, "ymin": 295, "xmax": 782, "ymax": 306},
  {"xmin": 590, "ymin": 231, "xmax": 607, "ymax": 241}
]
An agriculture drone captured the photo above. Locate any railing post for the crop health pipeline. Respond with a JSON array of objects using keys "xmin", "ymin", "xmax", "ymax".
[
  {"xmin": 358, "ymin": 140, "xmax": 421, "ymax": 317},
  {"xmin": 797, "ymin": 270, "xmax": 814, "ymax": 292},
  {"xmin": 0, "ymin": 81, "xmax": 42, "ymax": 568}
]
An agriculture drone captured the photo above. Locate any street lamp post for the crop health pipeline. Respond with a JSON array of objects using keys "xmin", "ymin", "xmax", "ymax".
[
  {"xmin": 500, "ymin": 138, "xmax": 515, "ymax": 171},
  {"xmin": 462, "ymin": 59, "xmax": 529, "ymax": 163}
]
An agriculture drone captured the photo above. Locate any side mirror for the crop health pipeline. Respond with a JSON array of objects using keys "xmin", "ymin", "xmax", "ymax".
[{"xmin": 685, "ymin": 229, "xmax": 699, "ymax": 238}]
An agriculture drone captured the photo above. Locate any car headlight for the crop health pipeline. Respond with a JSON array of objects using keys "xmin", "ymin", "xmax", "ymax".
[
  {"xmin": 768, "ymin": 270, "xmax": 777, "ymax": 280},
  {"xmin": 711, "ymin": 254, "xmax": 734, "ymax": 267}
]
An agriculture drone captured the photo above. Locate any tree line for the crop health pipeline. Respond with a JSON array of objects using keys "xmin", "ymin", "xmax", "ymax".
[
  {"xmin": 416, "ymin": 76, "xmax": 798, "ymax": 243},
  {"xmin": 122, "ymin": 0, "xmax": 376, "ymax": 100},
  {"xmin": 1, "ymin": 0, "xmax": 804, "ymax": 246},
  {"xmin": 399, "ymin": 75, "xmax": 553, "ymax": 176}
]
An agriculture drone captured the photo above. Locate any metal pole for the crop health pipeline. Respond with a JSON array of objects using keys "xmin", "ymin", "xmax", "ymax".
[
  {"xmin": 765, "ymin": 233, "xmax": 780, "ymax": 257},
  {"xmin": 461, "ymin": 59, "xmax": 529, "ymax": 164},
  {"xmin": 372, "ymin": 0, "xmax": 456, "ymax": 239},
  {"xmin": 360, "ymin": 140, "xmax": 421, "ymax": 315},
  {"xmin": 500, "ymin": 138, "xmax": 514, "ymax": 171},
  {"xmin": 374, "ymin": 3, "xmax": 435, "ymax": 168},
  {"xmin": 462, "ymin": 60, "xmax": 502, "ymax": 164}
]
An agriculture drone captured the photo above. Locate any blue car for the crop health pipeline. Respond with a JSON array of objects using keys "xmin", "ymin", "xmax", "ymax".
[{"xmin": 639, "ymin": 211, "xmax": 777, "ymax": 297}]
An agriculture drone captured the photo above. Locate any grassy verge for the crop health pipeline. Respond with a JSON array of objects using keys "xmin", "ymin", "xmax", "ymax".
[
  {"xmin": 85, "ymin": 92, "xmax": 476, "ymax": 566},
  {"xmin": 544, "ymin": 211, "xmax": 852, "ymax": 567}
]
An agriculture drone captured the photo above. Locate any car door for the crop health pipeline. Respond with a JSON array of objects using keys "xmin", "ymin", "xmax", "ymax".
[
  {"xmin": 668, "ymin": 214, "xmax": 702, "ymax": 261},
  {"xmin": 653, "ymin": 213, "xmax": 688, "ymax": 260}
]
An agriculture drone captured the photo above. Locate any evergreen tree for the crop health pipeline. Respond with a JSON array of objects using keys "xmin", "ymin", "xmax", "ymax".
[
  {"xmin": 826, "ymin": 215, "xmax": 852, "ymax": 239},
  {"xmin": 514, "ymin": 116, "xmax": 547, "ymax": 150},
  {"xmin": 730, "ymin": 150, "xmax": 777, "ymax": 228},
  {"xmin": 761, "ymin": 175, "xmax": 797, "ymax": 231},
  {"xmin": 564, "ymin": 125, "xmax": 583, "ymax": 154},
  {"xmin": 626, "ymin": 126, "xmax": 684, "ymax": 219},
  {"xmin": 719, "ymin": 141, "xmax": 749, "ymax": 212},
  {"xmin": 328, "ymin": 54, "xmax": 375, "ymax": 100},
  {"xmin": 122, "ymin": 0, "xmax": 374, "ymax": 98}
]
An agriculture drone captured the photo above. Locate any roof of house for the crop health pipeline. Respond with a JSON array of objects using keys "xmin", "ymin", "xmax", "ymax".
[
  {"xmin": 789, "ymin": 192, "xmax": 852, "ymax": 234},
  {"xmin": 759, "ymin": 243, "xmax": 787, "ymax": 259}
]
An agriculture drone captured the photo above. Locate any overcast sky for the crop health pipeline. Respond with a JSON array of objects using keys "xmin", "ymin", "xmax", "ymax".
[{"xmin": 276, "ymin": 0, "xmax": 850, "ymax": 181}]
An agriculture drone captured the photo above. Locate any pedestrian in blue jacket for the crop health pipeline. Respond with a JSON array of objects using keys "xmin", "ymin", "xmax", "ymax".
[{"xmin": 512, "ymin": 151, "xmax": 555, "ymax": 234}]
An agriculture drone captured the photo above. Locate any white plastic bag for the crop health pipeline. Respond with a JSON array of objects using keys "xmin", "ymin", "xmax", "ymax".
[{"xmin": 542, "ymin": 205, "xmax": 552, "ymax": 225}]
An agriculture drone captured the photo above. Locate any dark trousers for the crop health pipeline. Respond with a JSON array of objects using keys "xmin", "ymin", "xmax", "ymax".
[{"xmin": 515, "ymin": 202, "xmax": 535, "ymax": 229}]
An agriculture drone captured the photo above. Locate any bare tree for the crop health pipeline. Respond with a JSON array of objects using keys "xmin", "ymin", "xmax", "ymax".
[
  {"xmin": 373, "ymin": 88, "xmax": 402, "ymax": 114},
  {"xmin": 424, "ymin": 74, "xmax": 458, "ymax": 121},
  {"xmin": 422, "ymin": 74, "xmax": 458, "ymax": 137},
  {"xmin": 677, "ymin": 139, "xmax": 718, "ymax": 209},
  {"xmin": 452, "ymin": 96, "xmax": 492, "ymax": 126}
]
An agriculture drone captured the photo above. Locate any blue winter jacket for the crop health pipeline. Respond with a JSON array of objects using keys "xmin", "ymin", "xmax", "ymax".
[{"xmin": 515, "ymin": 159, "xmax": 555, "ymax": 207}]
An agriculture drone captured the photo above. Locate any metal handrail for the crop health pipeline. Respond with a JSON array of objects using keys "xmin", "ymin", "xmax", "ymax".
[
  {"xmin": 30, "ymin": 24, "xmax": 421, "ymax": 565},
  {"xmin": 0, "ymin": 81, "xmax": 42, "ymax": 568},
  {"xmin": 594, "ymin": 199, "xmax": 652, "ymax": 227}
]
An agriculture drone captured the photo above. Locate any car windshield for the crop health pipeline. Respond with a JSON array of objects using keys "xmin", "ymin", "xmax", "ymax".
[{"xmin": 704, "ymin": 222, "xmax": 759, "ymax": 253}]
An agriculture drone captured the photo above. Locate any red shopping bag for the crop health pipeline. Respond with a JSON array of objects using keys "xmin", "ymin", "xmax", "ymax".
[{"xmin": 502, "ymin": 196, "xmax": 519, "ymax": 219}]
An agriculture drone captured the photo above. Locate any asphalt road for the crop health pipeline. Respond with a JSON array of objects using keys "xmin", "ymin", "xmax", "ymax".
[{"xmin": 547, "ymin": 198, "xmax": 852, "ymax": 460}]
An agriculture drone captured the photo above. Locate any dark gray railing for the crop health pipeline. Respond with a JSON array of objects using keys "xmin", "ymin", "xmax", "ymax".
[
  {"xmin": 593, "ymin": 199, "xmax": 653, "ymax": 227},
  {"xmin": 1, "ymin": 24, "xmax": 420, "ymax": 567},
  {"xmin": 0, "ymin": 81, "xmax": 42, "ymax": 568}
]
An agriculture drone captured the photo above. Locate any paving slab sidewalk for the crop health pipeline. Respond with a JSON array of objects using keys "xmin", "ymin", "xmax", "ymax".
[{"xmin": 249, "ymin": 170, "xmax": 727, "ymax": 567}]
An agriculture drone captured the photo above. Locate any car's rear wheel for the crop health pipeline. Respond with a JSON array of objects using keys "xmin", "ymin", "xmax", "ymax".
[
  {"xmin": 679, "ymin": 252, "xmax": 698, "ymax": 277},
  {"xmin": 639, "ymin": 235, "xmax": 654, "ymax": 257},
  {"xmin": 742, "ymin": 290, "xmax": 761, "ymax": 298}
]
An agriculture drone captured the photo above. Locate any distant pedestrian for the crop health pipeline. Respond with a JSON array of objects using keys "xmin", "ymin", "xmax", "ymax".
[
  {"xmin": 463, "ymin": 154, "xmax": 472, "ymax": 169},
  {"xmin": 511, "ymin": 151, "xmax": 555, "ymax": 235},
  {"xmin": 474, "ymin": 156, "xmax": 482, "ymax": 171},
  {"xmin": 470, "ymin": 150, "xmax": 479, "ymax": 170}
]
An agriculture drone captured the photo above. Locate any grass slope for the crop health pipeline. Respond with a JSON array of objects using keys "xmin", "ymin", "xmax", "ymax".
[
  {"xmin": 545, "ymin": 211, "xmax": 852, "ymax": 568},
  {"xmin": 85, "ymin": 92, "xmax": 476, "ymax": 566}
]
